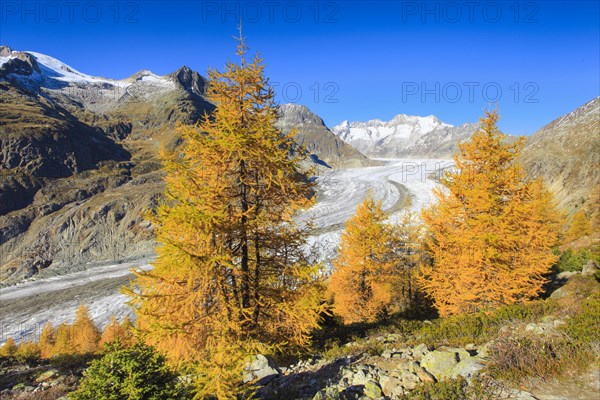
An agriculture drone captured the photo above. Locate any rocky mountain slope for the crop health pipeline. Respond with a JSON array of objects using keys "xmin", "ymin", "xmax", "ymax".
[
  {"xmin": 520, "ymin": 97, "xmax": 600, "ymax": 214},
  {"xmin": 276, "ymin": 104, "xmax": 377, "ymax": 168},
  {"xmin": 332, "ymin": 115, "xmax": 479, "ymax": 158},
  {"xmin": 0, "ymin": 46, "xmax": 369, "ymax": 285}
]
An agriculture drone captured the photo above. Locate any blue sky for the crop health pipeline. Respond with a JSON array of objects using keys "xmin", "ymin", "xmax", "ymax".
[{"xmin": 1, "ymin": 0, "xmax": 598, "ymax": 134}]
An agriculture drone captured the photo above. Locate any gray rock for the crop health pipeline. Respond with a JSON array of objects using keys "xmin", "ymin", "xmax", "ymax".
[
  {"xmin": 242, "ymin": 354, "xmax": 280, "ymax": 384},
  {"xmin": 420, "ymin": 350, "xmax": 459, "ymax": 380},
  {"xmin": 416, "ymin": 367, "xmax": 436, "ymax": 383},
  {"xmin": 408, "ymin": 361, "xmax": 421, "ymax": 374},
  {"xmin": 363, "ymin": 380, "xmax": 383, "ymax": 399},
  {"xmin": 400, "ymin": 371, "xmax": 421, "ymax": 390},
  {"xmin": 476, "ymin": 341, "xmax": 494, "ymax": 359},
  {"xmin": 582, "ymin": 259, "xmax": 599, "ymax": 276},
  {"xmin": 412, "ymin": 343, "xmax": 429, "ymax": 360},
  {"xmin": 451, "ymin": 357, "xmax": 485, "ymax": 379},
  {"xmin": 313, "ymin": 386, "xmax": 341, "ymax": 400},
  {"xmin": 34, "ymin": 369, "xmax": 59, "ymax": 383},
  {"xmin": 379, "ymin": 374, "xmax": 404, "ymax": 398}
]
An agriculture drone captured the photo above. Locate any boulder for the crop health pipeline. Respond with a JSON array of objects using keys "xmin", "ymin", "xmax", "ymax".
[
  {"xmin": 363, "ymin": 380, "xmax": 383, "ymax": 399},
  {"xmin": 420, "ymin": 350, "xmax": 459, "ymax": 380},
  {"xmin": 34, "ymin": 369, "xmax": 59, "ymax": 383},
  {"xmin": 400, "ymin": 371, "xmax": 421, "ymax": 390},
  {"xmin": 476, "ymin": 341, "xmax": 494, "ymax": 359},
  {"xmin": 412, "ymin": 343, "xmax": 429, "ymax": 360},
  {"xmin": 416, "ymin": 367, "xmax": 436, "ymax": 383},
  {"xmin": 242, "ymin": 354, "xmax": 280, "ymax": 384},
  {"xmin": 582, "ymin": 259, "xmax": 599, "ymax": 276},
  {"xmin": 451, "ymin": 357, "xmax": 485, "ymax": 379},
  {"xmin": 379, "ymin": 374, "xmax": 404, "ymax": 398}
]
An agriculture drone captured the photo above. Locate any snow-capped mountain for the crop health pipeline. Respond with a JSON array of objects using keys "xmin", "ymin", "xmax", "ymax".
[
  {"xmin": 0, "ymin": 46, "xmax": 205, "ymax": 114},
  {"xmin": 332, "ymin": 115, "xmax": 479, "ymax": 158},
  {"xmin": 0, "ymin": 46, "xmax": 370, "ymax": 285}
]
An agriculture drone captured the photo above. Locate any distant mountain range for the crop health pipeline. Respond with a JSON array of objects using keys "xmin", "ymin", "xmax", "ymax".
[
  {"xmin": 0, "ymin": 46, "xmax": 597, "ymax": 285},
  {"xmin": 332, "ymin": 115, "xmax": 480, "ymax": 158},
  {"xmin": 0, "ymin": 46, "xmax": 374, "ymax": 284}
]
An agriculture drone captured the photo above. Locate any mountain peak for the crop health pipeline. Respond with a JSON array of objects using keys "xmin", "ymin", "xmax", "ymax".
[
  {"xmin": 167, "ymin": 65, "xmax": 206, "ymax": 95},
  {"xmin": 130, "ymin": 69, "xmax": 159, "ymax": 79},
  {"xmin": 332, "ymin": 113, "xmax": 471, "ymax": 158},
  {"xmin": 0, "ymin": 45, "xmax": 13, "ymax": 57},
  {"xmin": 278, "ymin": 103, "xmax": 326, "ymax": 128},
  {"xmin": 0, "ymin": 49, "xmax": 41, "ymax": 78}
]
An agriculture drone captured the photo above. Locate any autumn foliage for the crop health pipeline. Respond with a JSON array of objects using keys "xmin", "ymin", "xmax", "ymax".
[
  {"xmin": 128, "ymin": 33, "xmax": 324, "ymax": 398},
  {"xmin": 0, "ymin": 307, "xmax": 134, "ymax": 361},
  {"xmin": 565, "ymin": 210, "xmax": 592, "ymax": 243},
  {"xmin": 328, "ymin": 196, "xmax": 420, "ymax": 324},
  {"xmin": 99, "ymin": 315, "xmax": 134, "ymax": 347},
  {"xmin": 418, "ymin": 111, "xmax": 560, "ymax": 317},
  {"xmin": 0, "ymin": 337, "xmax": 18, "ymax": 357},
  {"xmin": 71, "ymin": 305, "xmax": 100, "ymax": 354}
]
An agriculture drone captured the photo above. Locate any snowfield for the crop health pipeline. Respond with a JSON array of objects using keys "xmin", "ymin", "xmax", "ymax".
[{"xmin": 0, "ymin": 159, "xmax": 450, "ymax": 343}]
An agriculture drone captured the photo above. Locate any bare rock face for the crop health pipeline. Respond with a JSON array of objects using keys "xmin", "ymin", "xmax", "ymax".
[
  {"xmin": 0, "ymin": 51, "xmax": 41, "ymax": 78},
  {"xmin": 276, "ymin": 103, "xmax": 377, "ymax": 168},
  {"xmin": 0, "ymin": 49, "xmax": 373, "ymax": 285},
  {"xmin": 168, "ymin": 66, "xmax": 207, "ymax": 96},
  {"xmin": 521, "ymin": 97, "xmax": 600, "ymax": 214}
]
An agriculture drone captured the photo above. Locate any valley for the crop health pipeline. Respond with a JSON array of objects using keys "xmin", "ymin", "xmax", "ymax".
[{"xmin": 0, "ymin": 159, "xmax": 449, "ymax": 343}]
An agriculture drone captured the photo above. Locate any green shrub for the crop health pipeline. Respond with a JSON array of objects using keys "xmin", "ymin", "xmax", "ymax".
[
  {"xmin": 562, "ymin": 292, "xmax": 600, "ymax": 343},
  {"xmin": 406, "ymin": 375, "xmax": 503, "ymax": 399},
  {"xmin": 69, "ymin": 343, "xmax": 187, "ymax": 400},
  {"xmin": 488, "ymin": 331, "xmax": 593, "ymax": 385},
  {"xmin": 415, "ymin": 300, "xmax": 554, "ymax": 347},
  {"xmin": 553, "ymin": 248, "xmax": 592, "ymax": 273}
]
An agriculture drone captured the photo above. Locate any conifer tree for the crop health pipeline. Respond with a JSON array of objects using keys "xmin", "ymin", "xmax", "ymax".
[
  {"xmin": 16, "ymin": 341, "xmax": 41, "ymax": 363},
  {"xmin": 39, "ymin": 322, "xmax": 56, "ymax": 358},
  {"xmin": 119, "ymin": 316, "xmax": 135, "ymax": 347},
  {"xmin": 418, "ymin": 111, "xmax": 560, "ymax": 316},
  {"xmin": 0, "ymin": 337, "xmax": 18, "ymax": 357},
  {"xmin": 129, "ymin": 30, "xmax": 324, "ymax": 397},
  {"xmin": 71, "ymin": 305, "xmax": 100, "ymax": 354},
  {"xmin": 565, "ymin": 210, "xmax": 592, "ymax": 242},
  {"xmin": 328, "ymin": 197, "xmax": 419, "ymax": 323},
  {"xmin": 99, "ymin": 315, "xmax": 126, "ymax": 347},
  {"xmin": 53, "ymin": 323, "xmax": 75, "ymax": 356}
]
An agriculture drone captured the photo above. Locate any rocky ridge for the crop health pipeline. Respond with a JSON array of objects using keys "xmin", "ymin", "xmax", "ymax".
[
  {"xmin": 332, "ymin": 115, "xmax": 479, "ymax": 158},
  {"xmin": 0, "ymin": 46, "xmax": 371, "ymax": 284}
]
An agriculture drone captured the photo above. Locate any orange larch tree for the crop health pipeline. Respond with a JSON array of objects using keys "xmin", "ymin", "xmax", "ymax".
[
  {"xmin": 52, "ymin": 323, "xmax": 75, "ymax": 356},
  {"xmin": 128, "ymin": 32, "xmax": 324, "ymax": 398},
  {"xmin": 99, "ymin": 315, "xmax": 127, "ymax": 347},
  {"xmin": 71, "ymin": 305, "xmax": 100, "ymax": 354},
  {"xmin": 419, "ymin": 111, "xmax": 560, "ymax": 317},
  {"xmin": 0, "ymin": 337, "xmax": 18, "ymax": 357},
  {"xmin": 39, "ymin": 322, "xmax": 56, "ymax": 358},
  {"xmin": 565, "ymin": 210, "xmax": 592, "ymax": 242},
  {"xmin": 328, "ymin": 196, "xmax": 420, "ymax": 323}
]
